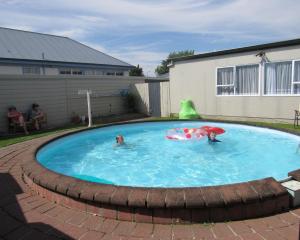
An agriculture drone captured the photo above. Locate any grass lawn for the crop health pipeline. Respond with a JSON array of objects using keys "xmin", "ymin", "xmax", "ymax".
[
  {"xmin": 0, "ymin": 125, "xmax": 85, "ymax": 148},
  {"xmin": 1, "ymin": 117, "xmax": 300, "ymax": 148}
]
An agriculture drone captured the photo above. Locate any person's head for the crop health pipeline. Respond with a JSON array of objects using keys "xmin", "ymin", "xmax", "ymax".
[
  {"xmin": 32, "ymin": 103, "xmax": 39, "ymax": 110},
  {"xmin": 116, "ymin": 135, "xmax": 124, "ymax": 144},
  {"xmin": 209, "ymin": 131, "xmax": 216, "ymax": 140},
  {"xmin": 8, "ymin": 106, "xmax": 16, "ymax": 112}
]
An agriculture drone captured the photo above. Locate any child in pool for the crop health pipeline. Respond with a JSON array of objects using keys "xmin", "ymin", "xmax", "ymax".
[
  {"xmin": 208, "ymin": 131, "xmax": 221, "ymax": 143},
  {"xmin": 115, "ymin": 135, "xmax": 125, "ymax": 145}
]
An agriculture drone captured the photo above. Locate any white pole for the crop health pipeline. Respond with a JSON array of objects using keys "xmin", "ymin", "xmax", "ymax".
[{"xmin": 87, "ymin": 91, "xmax": 92, "ymax": 127}]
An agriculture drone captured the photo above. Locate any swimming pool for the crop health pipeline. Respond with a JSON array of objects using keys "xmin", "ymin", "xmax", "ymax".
[{"xmin": 37, "ymin": 121, "xmax": 300, "ymax": 187}]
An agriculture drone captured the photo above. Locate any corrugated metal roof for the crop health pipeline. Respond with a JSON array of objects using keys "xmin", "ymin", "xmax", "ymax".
[{"xmin": 0, "ymin": 27, "xmax": 133, "ymax": 67}]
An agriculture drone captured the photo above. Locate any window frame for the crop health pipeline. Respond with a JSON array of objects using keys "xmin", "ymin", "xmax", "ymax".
[
  {"xmin": 22, "ymin": 66, "xmax": 41, "ymax": 75},
  {"xmin": 216, "ymin": 63, "xmax": 260, "ymax": 97},
  {"xmin": 59, "ymin": 68, "xmax": 72, "ymax": 75},
  {"xmin": 262, "ymin": 59, "xmax": 300, "ymax": 97}
]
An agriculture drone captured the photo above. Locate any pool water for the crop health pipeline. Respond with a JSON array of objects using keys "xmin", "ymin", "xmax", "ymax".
[{"xmin": 37, "ymin": 121, "xmax": 300, "ymax": 187}]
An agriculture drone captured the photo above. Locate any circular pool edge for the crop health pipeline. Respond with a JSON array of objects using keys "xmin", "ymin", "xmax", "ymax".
[{"xmin": 21, "ymin": 120, "xmax": 300, "ymax": 223}]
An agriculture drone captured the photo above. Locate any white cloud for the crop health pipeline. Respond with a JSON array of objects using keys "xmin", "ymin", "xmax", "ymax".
[
  {"xmin": 86, "ymin": 42, "xmax": 168, "ymax": 76},
  {"xmin": 0, "ymin": 0, "xmax": 300, "ymax": 75}
]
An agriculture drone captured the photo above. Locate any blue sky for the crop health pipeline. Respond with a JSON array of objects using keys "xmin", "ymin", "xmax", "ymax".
[{"xmin": 1, "ymin": 0, "xmax": 300, "ymax": 76}]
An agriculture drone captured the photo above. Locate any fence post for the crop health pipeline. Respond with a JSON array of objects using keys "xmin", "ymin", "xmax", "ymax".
[{"xmin": 87, "ymin": 91, "xmax": 92, "ymax": 127}]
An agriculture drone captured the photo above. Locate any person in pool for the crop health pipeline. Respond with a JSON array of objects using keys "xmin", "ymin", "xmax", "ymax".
[
  {"xmin": 208, "ymin": 131, "xmax": 221, "ymax": 143},
  {"xmin": 115, "ymin": 135, "xmax": 125, "ymax": 145}
]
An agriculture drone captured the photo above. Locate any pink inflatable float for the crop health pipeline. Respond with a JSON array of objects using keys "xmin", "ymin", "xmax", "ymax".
[
  {"xmin": 166, "ymin": 128, "xmax": 207, "ymax": 140},
  {"xmin": 166, "ymin": 126, "xmax": 225, "ymax": 141}
]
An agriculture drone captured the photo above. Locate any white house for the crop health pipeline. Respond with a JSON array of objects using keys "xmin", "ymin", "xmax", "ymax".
[{"xmin": 169, "ymin": 38, "xmax": 300, "ymax": 122}]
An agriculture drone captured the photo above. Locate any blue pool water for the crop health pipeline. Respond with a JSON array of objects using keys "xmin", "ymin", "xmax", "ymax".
[{"xmin": 37, "ymin": 121, "xmax": 300, "ymax": 187}]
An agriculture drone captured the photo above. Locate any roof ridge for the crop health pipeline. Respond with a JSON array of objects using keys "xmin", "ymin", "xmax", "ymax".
[{"xmin": 0, "ymin": 26, "xmax": 69, "ymax": 39}]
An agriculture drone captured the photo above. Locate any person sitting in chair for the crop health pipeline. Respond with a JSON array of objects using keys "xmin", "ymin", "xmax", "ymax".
[
  {"xmin": 28, "ymin": 103, "xmax": 46, "ymax": 130},
  {"xmin": 7, "ymin": 106, "xmax": 28, "ymax": 134}
]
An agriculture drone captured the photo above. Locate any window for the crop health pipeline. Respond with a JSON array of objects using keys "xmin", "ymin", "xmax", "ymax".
[
  {"xmin": 72, "ymin": 69, "xmax": 84, "ymax": 75},
  {"xmin": 106, "ymin": 72, "xmax": 115, "ymax": 76},
  {"xmin": 264, "ymin": 61, "xmax": 292, "ymax": 95},
  {"xmin": 84, "ymin": 69, "xmax": 103, "ymax": 75},
  {"xmin": 59, "ymin": 68, "xmax": 71, "ymax": 75},
  {"xmin": 23, "ymin": 66, "xmax": 41, "ymax": 75},
  {"xmin": 217, "ymin": 67, "xmax": 234, "ymax": 95},
  {"xmin": 116, "ymin": 72, "xmax": 124, "ymax": 76},
  {"xmin": 217, "ymin": 64, "xmax": 259, "ymax": 96},
  {"xmin": 293, "ymin": 61, "xmax": 300, "ymax": 94}
]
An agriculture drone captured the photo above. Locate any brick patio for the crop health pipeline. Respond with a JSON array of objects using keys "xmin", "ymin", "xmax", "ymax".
[{"xmin": 0, "ymin": 133, "xmax": 299, "ymax": 239}]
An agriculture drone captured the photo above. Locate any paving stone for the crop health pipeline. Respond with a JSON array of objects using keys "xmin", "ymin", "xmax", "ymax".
[
  {"xmin": 81, "ymin": 215, "xmax": 104, "ymax": 231},
  {"xmin": 98, "ymin": 219, "xmax": 120, "ymax": 234},
  {"xmin": 23, "ymin": 209, "xmax": 47, "ymax": 223},
  {"xmin": 131, "ymin": 223, "xmax": 153, "ymax": 238},
  {"xmin": 113, "ymin": 221, "xmax": 136, "ymax": 236},
  {"xmin": 278, "ymin": 212, "xmax": 300, "ymax": 225},
  {"xmin": 227, "ymin": 221, "xmax": 252, "ymax": 235},
  {"xmin": 101, "ymin": 234, "xmax": 121, "ymax": 240},
  {"xmin": 256, "ymin": 229, "xmax": 285, "ymax": 240},
  {"xmin": 239, "ymin": 232, "xmax": 264, "ymax": 240},
  {"xmin": 274, "ymin": 226, "xmax": 298, "ymax": 240},
  {"xmin": 45, "ymin": 205, "xmax": 66, "ymax": 218},
  {"xmin": 79, "ymin": 230, "xmax": 105, "ymax": 240},
  {"xmin": 262, "ymin": 216, "xmax": 290, "ymax": 229},
  {"xmin": 66, "ymin": 211, "xmax": 89, "ymax": 226},
  {"xmin": 34, "ymin": 201, "xmax": 56, "ymax": 214},
  {"xmin": 152, "ymin": 224, "xmax": 172, "ymax": 240},
  {"xmin": 244, "ymin": 218, "xmax": 270, "ymax": 233},
  {"xmin": 217, "ymin": 236, "xmax": 241, "ymax": 240},
  {"xmin": 172, "ymin": 225, "xmax": 194, "ymax": 240},
  {"xmin": 52, "ymin": 222, "xmax": 88, "ymax": 239},
  {"xmin": 211, "ymin": 223, "xmax": 235, "ymax": 239},
  {"xmin": 3, "ymin": 225, "xmax": 32, "ymax": 240},
  {"xmin": 192, "ymin": 224, "xmax": 214, "ymax": 240},
  {"xmin": 0, "ymin": 212, "xmax": 22, "ymax": 235}
]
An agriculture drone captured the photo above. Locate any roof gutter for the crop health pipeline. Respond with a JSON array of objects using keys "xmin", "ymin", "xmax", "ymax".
[{"xmin": 170, "ymin": 38, "xmax": 300, "ymax": 63}]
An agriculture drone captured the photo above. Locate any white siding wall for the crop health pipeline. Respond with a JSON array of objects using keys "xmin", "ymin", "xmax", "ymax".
[
  {"xmin": 44, "ymin": 67, "xmax": 59, "ymax": 75},
  {"xmin": 0, "ymin": 65, "xmax": 22, "ymax": 74},
  {"xmin": 130, "ymin": 81, "xmax": 170, "ymax": 117},
  {"xmin": 169, "ymin": 45, "xmax": 300, "ymax": 122},
  {"xmin": 130, "ymin": 83, "xmax": 150, "ymax": 115},
  {"xmin": 0, "ymin": 75, "xmax": 144, "ymax": 132}
]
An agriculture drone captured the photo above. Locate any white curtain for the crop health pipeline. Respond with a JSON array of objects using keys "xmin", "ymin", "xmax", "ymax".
[
  {"xmin": 217, "ymin": 67, "xmax": 234, "ymax": 85},
  {"xmin": 217, "ymin": 67, "xmax": 234, "ymax": 95},
  {"xmin": 235, "ymin": 65, "xmax": 259, "ymax": 95},
  {"xmin": 265, "ymin": 62, "xmax": 292, "ymax": 94},
  {"xmin": 294, "ymin": 61, "xmax": 300, "ymax": 94},
  {"xmin": 295, "ymin": 61, "xmax": 300, "ymax": 82}
]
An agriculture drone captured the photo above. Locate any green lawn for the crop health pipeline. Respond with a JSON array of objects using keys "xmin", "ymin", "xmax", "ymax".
[
  {"xmin": 0, "ymin": 125, "xmax": 85, "ymax": 148},
  {"xmin": 1, "ymin": 117, "xmax": 299, "ymax": 148}
]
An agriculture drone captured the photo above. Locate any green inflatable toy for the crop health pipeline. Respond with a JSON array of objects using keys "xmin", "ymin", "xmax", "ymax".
[{"xmin": 179, "ymin": 99, "xmax": 200, "ymax": 119}]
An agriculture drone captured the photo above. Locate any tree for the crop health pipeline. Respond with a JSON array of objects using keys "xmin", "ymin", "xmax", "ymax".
[
  {"xmin": 155, "ymin": 50, "xmax": 195, "ymax": 75},
  {"xmin": 129, "ymin": 64, "xmax": 144, "ymax": 76}
]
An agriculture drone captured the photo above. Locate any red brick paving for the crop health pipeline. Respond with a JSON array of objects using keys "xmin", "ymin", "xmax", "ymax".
[{"xmin": 0, "ymin": 135, "xmax": 299, "ymax": 239}]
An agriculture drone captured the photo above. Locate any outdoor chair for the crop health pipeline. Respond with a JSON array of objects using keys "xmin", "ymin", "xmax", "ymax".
[
  {"xmin": 7, "ymin": 112, "xmax": 30, "ymax": 134},
  {"xmin": 294, "ymin": 110, "xmax": 300, "ymax": 128},
  {"xmin": 8, "ymin": 112, "xmax": 48, "ymax": 133}
]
